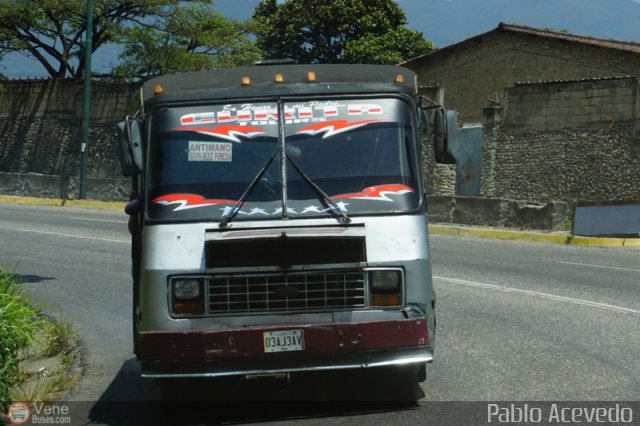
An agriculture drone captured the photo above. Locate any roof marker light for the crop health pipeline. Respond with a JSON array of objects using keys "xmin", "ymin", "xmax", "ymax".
[
  {"xmin": 307, "ymin": 71, "xmax": 316, "ymax": 82},
  {"xmin": 153, "ymin": 85, "xmax": 164, "ymax": 95},
  {"xmin": 274, "ymin": 73, "xmax": 284, "ymax": 83},
  {"xmin": 394, "ymin": 74, "xmax": 405, "ymax": 85},
  {"xmin": 241, "ymin": 76, "xmax": 251, "ymax": 86}
]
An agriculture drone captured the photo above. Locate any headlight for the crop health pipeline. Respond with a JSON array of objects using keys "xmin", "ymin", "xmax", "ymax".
[
  {"xmin": 173, "ymin": 279, "xmax": 202, "ymax": 300},
  {"xmin": 369, "ymin": 269, "xmax": 402, "ymax": 307},
  {"xmin": 370, "ymin": 270, "xmax": 401, "ymax": 292}
]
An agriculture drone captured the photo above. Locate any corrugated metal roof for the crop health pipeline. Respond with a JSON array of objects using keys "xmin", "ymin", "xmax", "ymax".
[
  {"xmin": 514, "ymin": 75, "xmax": 634, "ymax": 86},
  {"xmin": 498, "ymin": 23, "xmax": 640, "ymax": 54},
  {"xmin": 401, "ymin": 22, "xmax": 640, "ymax": 66}
]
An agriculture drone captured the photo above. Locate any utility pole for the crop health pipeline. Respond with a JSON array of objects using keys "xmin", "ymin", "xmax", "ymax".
[{"xmin": 79, "ymin": 0, "xmax": 93, "ymax": 199}]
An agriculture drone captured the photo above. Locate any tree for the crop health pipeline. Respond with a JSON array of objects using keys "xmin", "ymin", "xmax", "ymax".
[
  {"xmin": 343, "ymin": 29, "xmax": 434, "ymax": 65},
  {"xmin": 0, "ymin": 0, "xmax": 172, "ymax": 79},
  {"xmin": 253, "ymin": 0, "xmax": 434, "ymax": 64},
  {"xmin": 0, "ymin": 0, "xmax": 260, "ymax": 80},
  {"xmin": 0, "ymin": 26, "xmax": 9, "ymax": 71},
  {"xmin": 113, "ymin": 3, "xmax": 261, "ymax": 80}
]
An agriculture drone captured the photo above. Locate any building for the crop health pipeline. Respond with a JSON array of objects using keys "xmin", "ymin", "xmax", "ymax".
[
  {"xmin": 402, "ymin": 22, "xmax": 640, "ymax": 122},
  {"xmin": 405, "ymin": 23, "xmax": 640, "ymax": 211}
]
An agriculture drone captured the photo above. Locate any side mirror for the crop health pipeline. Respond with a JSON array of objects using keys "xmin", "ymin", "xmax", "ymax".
[
  {"xmin": 117, "ymin": 116, "xmax": 144, "ymax": 176},
  {"xmin": 434, "ymin": 108, "xmax": 460, "ymax": 164}
]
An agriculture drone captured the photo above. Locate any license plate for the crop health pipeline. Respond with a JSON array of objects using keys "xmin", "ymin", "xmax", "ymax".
[{"xmin": 263, "ymin": 330, "xmax": 304, "ymax": 353}]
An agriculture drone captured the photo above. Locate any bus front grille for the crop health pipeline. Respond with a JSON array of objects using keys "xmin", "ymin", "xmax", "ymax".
[{"xmin": 207, "ymin": 270, "xmax": 366, "ymax": 314}]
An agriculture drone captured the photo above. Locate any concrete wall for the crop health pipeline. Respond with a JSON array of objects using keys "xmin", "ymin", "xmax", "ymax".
[
  {"xmin": 0, "ymin": 172, "xmax": 131, "ymax": 202},
  {"xmin": 428, "ymin": 196, "xmax": 570, "ymax": 231},
  {"xmin": 407, "ymin": 31, "xmax": 640, "ymax": 123},
  {"xmin": 0, "ymin": 79, "xmax": 139, "ymax": 179}
]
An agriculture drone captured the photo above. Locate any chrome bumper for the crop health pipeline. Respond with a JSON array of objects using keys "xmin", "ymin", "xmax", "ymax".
[{"xmin": 141, "ymin": 346, "xmax": 433, "ymax": 378}]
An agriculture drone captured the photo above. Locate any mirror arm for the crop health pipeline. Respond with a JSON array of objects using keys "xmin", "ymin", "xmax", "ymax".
[{"xmin": 419, "ymin": 95, "xmax": 443, "ymax": 110}]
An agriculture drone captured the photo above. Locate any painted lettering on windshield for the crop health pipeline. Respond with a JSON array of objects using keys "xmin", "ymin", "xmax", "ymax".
[{"xmin": 179, "ymin": 103, "xmax": 385, "ymax": 127}]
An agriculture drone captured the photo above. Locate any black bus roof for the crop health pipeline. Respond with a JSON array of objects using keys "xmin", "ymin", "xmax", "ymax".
[{"xmin": 142, "ymin": 64, "xmax": 417, "ymax": 107}]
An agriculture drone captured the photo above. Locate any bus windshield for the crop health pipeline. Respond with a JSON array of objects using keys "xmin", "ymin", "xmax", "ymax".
[{"xmin": 147, "ymin": 98, "xmax": 420, "ymax": 222}]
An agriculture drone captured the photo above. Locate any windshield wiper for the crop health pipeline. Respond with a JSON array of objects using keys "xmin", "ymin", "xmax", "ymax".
[
  {"xmin": 219, "ymin": 149, "xmax": 279, "ymax": 228},
  {"xmin": 286, "ymin": 154, "xmax": 351, "ymax": 224}
]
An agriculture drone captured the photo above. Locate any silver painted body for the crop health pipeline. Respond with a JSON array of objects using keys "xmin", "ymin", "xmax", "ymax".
[{"xmin": 139, "ymin": 214, "xmax": 436, "ymax": 344}]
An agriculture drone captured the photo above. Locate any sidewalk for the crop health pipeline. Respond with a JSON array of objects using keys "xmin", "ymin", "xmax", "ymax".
[{"xmin": 1, "ymin": 195, "xmax": 638, "ymax": 247}]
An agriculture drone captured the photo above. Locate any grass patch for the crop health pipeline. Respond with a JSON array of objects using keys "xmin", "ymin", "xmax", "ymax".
[
  {"xmin": 41, "ymin": 317, "xmax": 78, "ymax": 357},
  {"xmin": 0, "ymin": 269, "xmax": 80, "ymax": 408}
]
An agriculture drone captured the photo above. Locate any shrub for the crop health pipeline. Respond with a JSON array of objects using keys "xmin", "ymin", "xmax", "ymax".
[{"xmin": 0, "ymin": 270, "xmax": 44, "ymax": 407}]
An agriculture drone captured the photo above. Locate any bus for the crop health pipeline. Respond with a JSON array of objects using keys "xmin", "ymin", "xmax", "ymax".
[{"xmin": 118, "ymin": 63, "xmax": 458, "ymax": 400}]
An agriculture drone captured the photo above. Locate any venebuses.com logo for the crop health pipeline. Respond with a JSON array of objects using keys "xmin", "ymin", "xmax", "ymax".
[
  {"xmin": 6, "ymin": 402, "xmax": 72, "ymax": 425},
  {"xmin": 7, "ymin": 402, "xmax": 30, "ymax": 424}
]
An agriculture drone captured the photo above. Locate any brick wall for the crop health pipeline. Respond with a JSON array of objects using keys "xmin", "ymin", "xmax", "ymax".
[
  {"xmin": 503, "ymin": 77, "xmax": 638, "ymax": 127},
  {"xmin": 481, "ymin": 77, "xmax": 640, "ymax": 203}
]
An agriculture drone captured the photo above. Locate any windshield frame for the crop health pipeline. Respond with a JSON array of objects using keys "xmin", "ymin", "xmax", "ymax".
[{"xmin": 143, "ymin": 94, "xmax": 425, "ymax": 224}]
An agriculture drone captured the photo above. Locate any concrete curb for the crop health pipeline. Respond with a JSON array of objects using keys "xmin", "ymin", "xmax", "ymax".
[
  {"xmin": 428, "ymin": 224, "xmax": 640, "ymax": 247},
  {"xmin": 567, "ymin": 235, "xmax": 640, "ymax": 247}
]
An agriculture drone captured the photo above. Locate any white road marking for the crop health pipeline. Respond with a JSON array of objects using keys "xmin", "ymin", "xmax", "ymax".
[
  {"xmin": 0, "ymin": 225, "xmax": 129, "ymax": 244},
  {"xmin": 556, "ymin": 261, "xmax": 640, "ymax": 274},
  {"xmin": 435, "ymin": 275, "xmax": 640, "ymax": 315},
  {"xmin": 69, "ymin": 216, "xmax": 127, "ymax": 224}
]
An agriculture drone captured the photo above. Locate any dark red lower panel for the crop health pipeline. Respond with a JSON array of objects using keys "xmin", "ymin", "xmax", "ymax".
[{"xmin": 139, "ymin": 319, "xmax": 428, "ymax": 361}]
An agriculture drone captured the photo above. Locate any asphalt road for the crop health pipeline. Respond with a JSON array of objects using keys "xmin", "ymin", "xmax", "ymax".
[{"xmin": 1, "ymin": 202, "xmax": 638, "ymax": 425}]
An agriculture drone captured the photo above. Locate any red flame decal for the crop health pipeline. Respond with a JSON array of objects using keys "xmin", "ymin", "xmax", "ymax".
[
  {"xmin": 153, "ymin": 194, "xmax": 237, "ymax": 211},
  {"xmin": 172, "ymin": 125, "xmax": 267, "ymax": 142},
  {"xmin": 296, "ymin": 119, "xmax": 383, "ymax": 138},
  {"xmin": 332, "ymin": 184, "xmax": 414, "ymax": 202}
]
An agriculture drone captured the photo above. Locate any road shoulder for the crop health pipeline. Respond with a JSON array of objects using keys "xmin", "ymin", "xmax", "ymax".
[{"xmin": 428, "ymin": 224, "xmax": 640, "ymax": 247}]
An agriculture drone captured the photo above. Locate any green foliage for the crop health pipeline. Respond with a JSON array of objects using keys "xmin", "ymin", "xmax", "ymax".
[
  {"xmin": 0, "ymin": 0, "xmax": 261, "ymax": 80},
  {"xmin": 343, "ymin": 28, "xmax": 434, "ymax": 64},
  {"xmin": 113, "ymin": 2, "xmax": 261, "ymax": 80},
  {"xmin": 253, "ymin": 0, "xmax": 434, "ymax": 64},
  {"xmin": 0, "ymin": 270, "xmax": 44, "ymax": 407},
  {"xmin": 0, "ymin": 0, "xmax": 176, "ymax": 78}
]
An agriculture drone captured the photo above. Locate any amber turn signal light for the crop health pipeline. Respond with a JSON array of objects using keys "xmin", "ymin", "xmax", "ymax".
[
  {"xmin": 371, "ymin": 295, "xmax": 400, "ymax": 307},
  {"xmin": 173, "ymin": 302, "xmax": 204, "ymax": 315}
]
